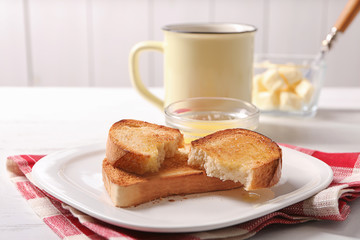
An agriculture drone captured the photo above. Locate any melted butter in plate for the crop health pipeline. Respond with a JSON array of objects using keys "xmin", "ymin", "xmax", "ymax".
[
  {"xmin": 203, "ymin": 188, "xmax": 276, "ymax": 206},
  {"xmin": 241, "ymin": 188, "xmax": 275, "ymax": 204}
]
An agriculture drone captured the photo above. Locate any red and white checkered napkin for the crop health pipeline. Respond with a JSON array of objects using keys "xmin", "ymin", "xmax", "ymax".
[{"xmin": 6, "ymin": 145, "xmax": 360, "ymax": 240}]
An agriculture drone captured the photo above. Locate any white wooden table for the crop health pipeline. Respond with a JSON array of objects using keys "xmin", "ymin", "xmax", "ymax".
[{"xmin": 1, "ymin": 87, "xmax": 360, "ymax": 240}]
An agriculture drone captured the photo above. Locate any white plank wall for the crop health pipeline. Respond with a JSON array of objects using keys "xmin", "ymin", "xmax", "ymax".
[
  {"xmin": 267, "ymin": 0, "xmax": 324, "ymax": 55},
  {"xmin": 91, "ymin": 0, "xmax": 150, "ymax": 87},
  {"xmin": 0, "ymin": 0, "xmax": 28, "ymax": 86},
  {"xmin": 326, "ymin": 0, "xmax": 360, "ymax": 86},
  {"xmin": 28, "ymin": 0, "xmax": 89, "ymax": 86},
  {"xmin": 0, "ymin": 0, "xmax": 359, "ymax": 87}
]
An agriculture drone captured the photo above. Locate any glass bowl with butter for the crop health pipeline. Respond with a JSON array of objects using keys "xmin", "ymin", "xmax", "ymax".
[
  {"xmin": 165, "ymin": 97, "xmax": 260, "ymax": 143},
  {"xmin": 252, "ymin": 54, "xmax": 325, "ymax": 117}
]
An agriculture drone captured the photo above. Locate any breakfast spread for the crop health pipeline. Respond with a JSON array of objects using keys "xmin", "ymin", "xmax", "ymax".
[
  {"xmin": 103, "ymin": 119, "xmax": 282, "ymax": 208},
  {"xmin": 252, "ymin": 64, "xmax": 314, "ymax": 111}
]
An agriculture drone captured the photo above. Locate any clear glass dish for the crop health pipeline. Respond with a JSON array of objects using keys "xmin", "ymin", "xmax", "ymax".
[
  {"xmin": 164, "ymin": 97, "xmax": 260, "ymax": 143},
  {"xmin": 252, "ymin": 54, "xmax": 326, "ymax": 117}
]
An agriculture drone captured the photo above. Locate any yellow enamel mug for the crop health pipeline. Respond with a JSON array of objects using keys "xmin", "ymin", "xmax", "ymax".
[{"xmin": 129, "ymin": 23, "xmax": 257, "ymax": 109}]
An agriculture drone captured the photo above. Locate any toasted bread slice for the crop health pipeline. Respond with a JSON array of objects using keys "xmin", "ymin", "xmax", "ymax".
[
  {"xmin": 102, "ymin": 150, "xmax": 243, "ymax": 207},
  {"xmin": 106, "ymin": 119, "xmax": 184, "ymax": 175},
  {"xmin": 188, "ymin": 129, "xmax": 282, "ymax": 190}
]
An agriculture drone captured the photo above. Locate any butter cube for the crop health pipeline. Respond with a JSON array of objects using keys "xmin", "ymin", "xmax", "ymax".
[
  {"xmin": 279, "ymin": 92, "xmax": 302, "ymax": 111},
  {"xmin": 253, "ymin": 91, "xmax": 279, "ymax": 110},
  {"xmin": 252, "ymin": 74, "xmax": 267, "ymax": 93},
  {"xmin": 262, "ymin": 69, "xmax": 287, "ymax": 92},
  {"xmin": 278, "ymin": 66, "xmax": 302, "ymax": 86},
  {"xmin": 295, "ymin": 79, "xmax": 314, "ymax": 103}
]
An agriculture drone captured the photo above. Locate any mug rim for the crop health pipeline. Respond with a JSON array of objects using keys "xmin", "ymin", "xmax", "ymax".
[{"xmin": 162, "ymin": 22, "xmax": 257, "ymax": 34}]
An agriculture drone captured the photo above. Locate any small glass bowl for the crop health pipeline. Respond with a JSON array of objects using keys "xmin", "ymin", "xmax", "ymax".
[
  {"xmin": 252, "ymin": 54, "xmax": 326, "ymax": 117},
  {"xmin": 164, "ymin": 97, "xmax": 260, "ymax": 143}
]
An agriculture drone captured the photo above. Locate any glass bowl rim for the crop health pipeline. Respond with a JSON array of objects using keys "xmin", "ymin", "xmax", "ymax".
[{"xmin": 164, "ymin": 96, "xmax": 260, "ymax": 125}]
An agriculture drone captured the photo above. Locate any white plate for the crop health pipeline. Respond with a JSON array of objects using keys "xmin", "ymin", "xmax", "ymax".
[{"xmin": 32, "ymin": 144, "xmax": 333, "ymax": 233}]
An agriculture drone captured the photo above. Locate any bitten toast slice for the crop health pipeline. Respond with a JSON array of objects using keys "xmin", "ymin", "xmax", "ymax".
[
  {"xmin": 102, "ymin": 150, "xmax": 243, "ymax": 208},
  {"xmin": 106, "ymin": 119, "xmax": 184, "ymax": 175},
  {"xmin": 188, "ymin": 128, "xmax": 282, "ymax": 190}
]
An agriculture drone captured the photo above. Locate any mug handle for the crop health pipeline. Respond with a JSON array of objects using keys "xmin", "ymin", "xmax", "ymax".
[{"xmin": 129, "ymin": 41, "xmax": 164, "ymax": 109}]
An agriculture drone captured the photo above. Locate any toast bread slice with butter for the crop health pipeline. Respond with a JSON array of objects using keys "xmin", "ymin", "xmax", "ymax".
[
  {"xmin": 106, "ymin": 119, "xmax": 184, "ymax": 175},
  {"xmin": 188, "ymin": 128, "xmax": 282, "ymax": 190},
  {"xmin": 102, "ymin": 149, "xmax": 242, "ymax": 208}
]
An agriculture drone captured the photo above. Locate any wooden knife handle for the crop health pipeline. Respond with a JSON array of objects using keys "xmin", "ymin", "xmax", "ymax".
[{"xmin": 334, "ymin": 0, "xmax": 360, "ymax": 32}]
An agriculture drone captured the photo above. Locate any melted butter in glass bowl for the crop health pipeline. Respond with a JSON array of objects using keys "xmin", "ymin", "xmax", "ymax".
[{"xmin": 165, "ymin": 97, "xmax": 260, "ymax": 143}]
